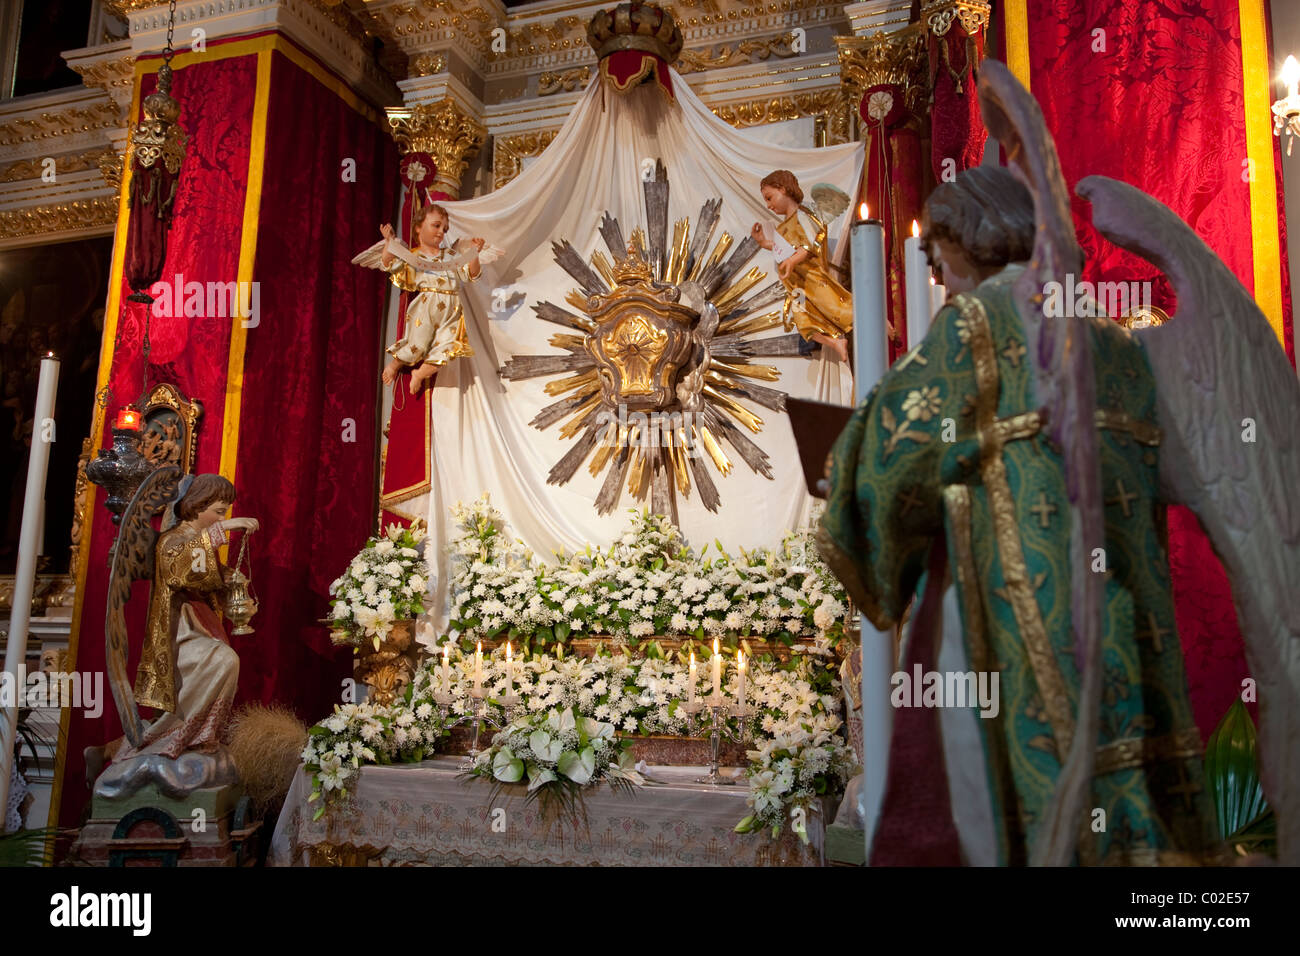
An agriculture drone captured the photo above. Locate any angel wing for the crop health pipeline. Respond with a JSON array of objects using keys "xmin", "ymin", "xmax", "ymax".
[
  {"xmin": 352, "ymin": 237, "xmax": 506, "ymax": 272},
  {"xmin": 809, "ymin": 183, "xmax": 850, "ymax": 224},
  {"xmin": 1078, "ymin": 174, "xmax": 1300, "ymax": 865},
  {"xmin": 977, "ymin": 59, "xmax": 1105, "ymax": 868},
  {"xmin": 105, "ymin": 465, "xmax": 181, "ymax": 747}
]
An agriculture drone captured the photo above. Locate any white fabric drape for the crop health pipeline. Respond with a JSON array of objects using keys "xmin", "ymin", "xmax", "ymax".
[{"xmin": 410, "ymin": 71, "xmax": 863, "ymax": 638}]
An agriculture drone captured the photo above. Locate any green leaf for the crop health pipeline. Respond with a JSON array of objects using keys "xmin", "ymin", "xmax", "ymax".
[
  {"xmin": 558, "ymin": 747, "xmax": 596, "ymax": 784},
  {"xmin": 733, "ymin": 814, "xmax": 757, "ymax": 834},
  {"xmin": 556, "ymin": 621, "xmax": 571, "ymax": 642},
  {"xmin": 1204, "ymin": 698, "xmax": 1269, "ymax": 841},
  {"xmin": 492, "ymin": 747, "xmax": 525, "ymax": 783}
]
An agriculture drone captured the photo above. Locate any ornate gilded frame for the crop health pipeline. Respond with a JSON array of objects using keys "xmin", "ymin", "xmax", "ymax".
[
  {"xmin": 140, "ymin": 382, "xmax": 203, "ymax": 473},
  {"xmin": 493, "ymin": 129, "xmax": 558, "ymax": 190}
]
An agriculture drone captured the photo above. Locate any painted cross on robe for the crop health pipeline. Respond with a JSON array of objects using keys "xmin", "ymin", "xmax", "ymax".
[
  {"xmin": 1167, "ymin": 762, "xmax": 1203, "ymax": 811},
  {"xmin": 1030, "ymin": 492, "xmax": 1057, "ymax": 528},
  {"xmin": 1001, "ymin": 338, "xmax": 1027, "ymax": 368},
  {"xmin": 1137, "ymin": 611, "xmax": 1171, "ymax": 654},
  {"xmin": 898, "ymin": 485, "xmax": 926, "ymax": 517},
  {"xmin": 1106, "ymin": 478, "xmax": 1139, "ymax": 518}
]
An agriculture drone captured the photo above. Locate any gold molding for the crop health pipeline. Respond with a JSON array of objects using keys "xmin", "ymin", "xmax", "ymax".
[
  {"xmin": 538, "ymin": 67, "xmax": 592, "ymax": 96},
  {"xmin": 68, "ymin": 436, "xmax": 93, "ymax": 577},
  {"xmin": 0, "ymin": 575, "xmax": 76, "ymax": 613},
  {"xmin": 836, "ymin": 26, "xmax": 929, "ymax": 119},
  {"xmin": 68, "ymin": 54, "xmax": 137, "ymax": 116},
  {"xmin": 388, "ymin": 99, "xmax": 486, "ymax": 198},
  {"xmin": 493, "ymin": 129, "xmax": 557, "ymax": 190},
  {"xmin": 411, "ymin": 53, "xmax": 447, "ymax": 77},
  {"xmin": 676, "ymin": 32, "xmax": 803, "ymax": 75},
  {"xmin": 0, "ymin": 148, "xmax": 119, "ymax": 184},
  {"xmin": 921, "ymin": 0, "xmax": 993, "ymax": 38},
  {"xmin": 0, "ymin": 196, "xmax": 119, "ymax": 241},
  {"xmin": 710, "ymin": 89, "xmax": 851, "ymax": 147},
  {"xmin": 0, "ymin": 102, "xmax": 122, "ymax": 150}
]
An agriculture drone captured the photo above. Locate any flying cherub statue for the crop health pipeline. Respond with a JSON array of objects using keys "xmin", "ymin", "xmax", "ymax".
[{"xmin": 818, "ymin": 59, "xmax": 1299, "ymax": 866}]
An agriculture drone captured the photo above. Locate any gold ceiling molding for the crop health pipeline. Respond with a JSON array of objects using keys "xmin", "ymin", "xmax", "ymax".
[
  {"xmin": 411, "ymin": 53, "xmax": 448, "ymax": 77},
  {"xmin": 0, "ymin": 102, "xmax": 123, "ymax": 149},
  {"xmin": 100, "ymin": 151, "xmax": 126, "ymax": 190},
  {"xmin": 493, "ymin": 129, "xmax": 557, "ymax": 189},
  {"xmin": 676, "ymin": 32, "xmax": 803, "ymax": 75},
  {"xmin": 0, "ymin": 147, "xmax": 119, "ymax": 183},
  {"xmin": 921, "ymin": 0, "xmax": 992, "ymax": 38},
  {"xmin": 538, "ymin": 67, "xmax": 591, "ymax": 96},
  {"xmin": 0, "ymin": 195, "xmax": 119, "ymax": 241},
  {"xmin": 710, "ymin": 89, "xmax": 851, "ymax": 146},
  {"xmin": 69, "ymin": 53, "xmax": 137, "ymax": 114},
  {"xmin": 387, "ymin": 99, "xmax": 486, "ymax": 197},
  {"xmin": 836, "ymin": 26, "xmax": 929, "ymax": 117}
]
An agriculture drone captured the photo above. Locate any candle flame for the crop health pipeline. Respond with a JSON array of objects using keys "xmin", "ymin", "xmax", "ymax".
[
  {"xmin": 911, "ymin": 219, "xmax": 920, "ymax": 238},
  {"xmin": 506, "ymin": 641, "xmax": 512, "ymax": 660},
  {"xmin": 738, "ymin": 652, "xmax": 746, "ymax": 670},
  {"xmin": 859, "ymin": 202, "xmax": 869, "ymax": 220},
  {"xmin": 689, "ymin": 651, "xmax": 695, "ymax": 666},
  {"xmin": 929, "ymin": 276, "xmax": 936, "ymax": 286},
  {"xmin": 476, "ymin": 641, "xmax": 482, "ymax": 653},
  {"xmin": 1284, "ymin": 54, "xmax": 1300, "ymax": 91},
  {"xmin": 713, "ymin": 638, "xmax": 719, "ymax": 655},
  {"xmin": 442, "ymin": 643, "xmax": 449, "ymax": 660}
]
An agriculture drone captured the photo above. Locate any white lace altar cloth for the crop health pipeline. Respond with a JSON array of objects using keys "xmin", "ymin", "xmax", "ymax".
[{"xmin": 269, "ymin": 757, "xmax": 824, "ymax": 866}]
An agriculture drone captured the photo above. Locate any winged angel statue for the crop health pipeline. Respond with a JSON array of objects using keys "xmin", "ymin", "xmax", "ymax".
[{"xmin": 819, "ymin": 60, "xmax": 1298, "ymax": 866}]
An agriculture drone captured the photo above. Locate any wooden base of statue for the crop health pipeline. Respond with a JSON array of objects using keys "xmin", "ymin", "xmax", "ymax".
[{"xmin": 68, "ymin": 782, "xmax": 259, "ymax": 867}]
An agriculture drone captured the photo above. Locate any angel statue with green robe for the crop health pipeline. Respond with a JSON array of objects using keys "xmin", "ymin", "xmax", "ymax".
[{"xmin": 818, "ymin": 61, "xmax": 1299, "ymax": 867}]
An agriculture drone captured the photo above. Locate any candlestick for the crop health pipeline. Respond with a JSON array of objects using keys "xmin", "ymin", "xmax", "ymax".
[
  {"xmin": 688, "ymin": 652, "xmax": 697, "ymax": 705},
  {"xmin": 850, "ymin": 204, "xmax": 888, "ymax": 401},
  {"xmin": 737, "ymin": 651, "xmax": 747, "ymax": 710},
  {"xmin": 711, "ymin": 638, "xmax": 721, "ymax": 699},
  {"xmin": 0, "ymin": 354, "xmax": 60, "ymax": 822},
  {"xmin": 903, "ymin": 220, "xmax": 931, "ymax": 354}
]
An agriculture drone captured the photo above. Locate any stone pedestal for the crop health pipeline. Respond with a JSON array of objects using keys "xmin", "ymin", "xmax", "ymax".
[{"xmin": 69, "ymin": 782, "xmax": 258, "ymax": 867}]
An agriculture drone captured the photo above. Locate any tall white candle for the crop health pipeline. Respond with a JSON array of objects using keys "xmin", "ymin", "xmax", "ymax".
[
  {"xmin": 931, "ymin": 277, "xmax": 947, "ymax": 318},
  {"xmin": 737, "ymin": 652, "xmax": 747, "ymax": 710},
  {"xmin": 441, "ymin": 642, "xmax": 451, "ymax": 687},
  {"xmin": 505, "ymin": 641, "xmax": 513, "ymax": 692},
  {"xmin": 0, "ymin": 354, "xmax": 60, "ymax": 822},
  {"xmin": 688, "ymin": 652, "xmax": 697, "ymax": 705},
  {"xmin": 474, "ymin": 641, "xmax": 483, "ymax": 691},
  {"xmin": 850, "ymin": 204, "xmax": 888, "ymax": 401},
  {"xmin": 903, "ymin": 220, "xmax": 931, "ymax": 353},
  {"xmin": 711, "ymin": 638, "xmax": 721, "ymax": 699}
]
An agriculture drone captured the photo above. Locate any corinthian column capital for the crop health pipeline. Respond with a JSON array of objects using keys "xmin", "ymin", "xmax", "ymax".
[{"xmin": 386, "ymin": 99, "xmax": 487, "ymax": 199}]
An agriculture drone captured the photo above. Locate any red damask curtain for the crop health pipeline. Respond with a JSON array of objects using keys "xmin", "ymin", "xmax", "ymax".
[
  {"xmin": 59, "ymin": 43, "xmax": 395, "ymax": 832},
  {"xmin": 1017, "ymin": 0, "xmax": 1293, "ymax": 739}
]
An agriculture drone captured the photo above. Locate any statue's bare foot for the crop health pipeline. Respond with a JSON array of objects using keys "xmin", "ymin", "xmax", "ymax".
[{"xmin": 409, "ymin": 363, "xmax": 438, "ymax": 395}]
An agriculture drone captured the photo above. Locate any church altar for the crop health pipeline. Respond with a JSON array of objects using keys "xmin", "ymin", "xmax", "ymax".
[{"xmin": 269, "ymin": 758, "xmax": 827, "ymax": 867}]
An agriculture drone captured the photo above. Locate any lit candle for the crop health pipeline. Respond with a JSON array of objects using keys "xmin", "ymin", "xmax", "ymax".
[
  {"xmin": 903, "ymin": 219, "xmax": 931, "ymax": 354},
  {"xmin": 711, "ymin": 638, "xmax": 721, "ymax": 700},
  {"xmin": 688, "ymin": 651, "xmax": 697, "ymax": 705},
  {"xmin": 474, "ymin": 641, "xmax": 483, "ymax": 691},
  {"xmin": 114, "ymin": 406, "xmax": 141, "ymax": 431},
  {"xmin": 505, "ymin": 641, "xmax": 513, "ymax": 692},
  {"xmin": 0, "ymin": 353, "xmax": 60, "ymax": 822},
  {"xmin": 737, "ymin": 651, "xmax": 747, "ymax": 710},
  {"xmin": 441, "ymin": 642, "xmax": 451, "ymax": 687},
  {"xmin": 850, "ymin": 203, "xmax": 888, "ymax": 402},
  {"xmin": 1284, "ymin": 54, "xmax": 1300, "ymax": 98}
]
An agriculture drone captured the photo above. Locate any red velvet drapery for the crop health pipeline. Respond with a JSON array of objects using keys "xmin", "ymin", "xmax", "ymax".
[
  {"xmin": 57, "ymin": 39, "xmax": 395, "ymax": 833},
  {"xmin": 1021, "ymin": 0, "xmax": 1293, "ymax": 740}
]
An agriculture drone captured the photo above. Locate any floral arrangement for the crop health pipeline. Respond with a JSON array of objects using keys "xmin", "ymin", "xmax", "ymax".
[
  {"xmin": 447, "ymin": 496, "xmax": 847, "ymax": 650},
  {"xmin": 328, "ymin": 519, "xmax": 430, "ymax": 649},
  {"xmin": 304, "ymin": 641, "xmax": 857, "ymax": 837},
  {"xmin": 469, "ymin": 706, "xmax": 643, "ymax": 818}
]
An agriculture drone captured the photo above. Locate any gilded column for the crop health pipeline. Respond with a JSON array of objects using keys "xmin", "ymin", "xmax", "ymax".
[{"xmin": 386, "ymin": 99, "xmax": 487, "ymax": 201}]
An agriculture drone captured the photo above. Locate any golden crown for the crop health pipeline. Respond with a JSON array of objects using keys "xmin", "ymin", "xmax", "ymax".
[
  {"xmin": 613, "ymin": 242, "xmax": 654, "ymax": 285},
  {"xmin": 586, "ymin": 3, "xmax": 684, "ymax": 62}
]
